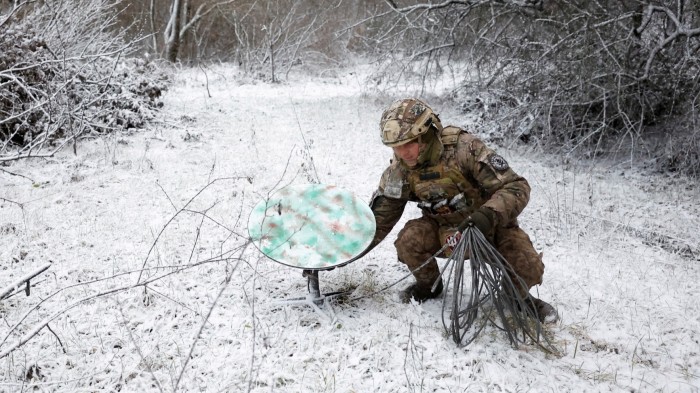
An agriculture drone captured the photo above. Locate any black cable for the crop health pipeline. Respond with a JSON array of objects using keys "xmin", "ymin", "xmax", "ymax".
[{"xmin": 442, "ymin": 226, "xmax": 557, "ymax": 353}]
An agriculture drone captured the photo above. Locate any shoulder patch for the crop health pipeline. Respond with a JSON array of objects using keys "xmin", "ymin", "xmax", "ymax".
[
  {"xmin": 489, "ymin": 154, "xmax": 509, "ymax": 171},
  {"xmin": 379, "ymin": 161, "xmax": 408, "ymax": 199},
  {"xmin": 384, "ymin": 179, "xmax": 404, "ymax": 199}
]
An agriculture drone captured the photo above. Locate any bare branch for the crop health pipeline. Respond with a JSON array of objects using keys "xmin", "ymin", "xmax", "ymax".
[
  {"xmin": 137, "ymin": 176, "xmax": 250, "ymax": 284},
  {"xmin": 638, "ymin": 5, "xmax": 700, "ymax": 80},
  {"xmin": 0, "ymin": 263, "xmax": 51, "ymax": 300},
  {"xmin": 0, "ymin": 0, "xmax": 36, "ymax": 28},
  {"xmin": 179, "ymin": 0, "xmax": 237, "ymax": 40},
  {"xmin": 173, "ymin": 242, "xmax": 249, "ymax": 392}
]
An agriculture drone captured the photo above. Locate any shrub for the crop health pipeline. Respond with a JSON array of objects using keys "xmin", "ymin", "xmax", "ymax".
[
  {"xmin": 364, "ymin": 1, "xmax": 700, "ymax": 176},
  {"xmin": 0, "ymin": 0, "xmax": 169, "ymax": 160}
]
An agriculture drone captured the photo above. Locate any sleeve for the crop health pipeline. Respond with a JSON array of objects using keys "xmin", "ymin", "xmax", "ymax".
[
  {"xmin": 456, "ymin": 134, "xmax": 530, "ymax": 226},
  {"xmin": 368, "ymin": 194, "xmax": 406, "ymax": 250},
  {"xmin": 362, "ymin": 162, "xmax": 409, "ymax": 255}
]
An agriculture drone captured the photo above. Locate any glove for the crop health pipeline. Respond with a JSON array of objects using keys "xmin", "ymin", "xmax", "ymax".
[
  {"xmin": 446, "ymin": 231, "xmax": 462, "ymax": 253},
  {"xmin": 457, "ymin": 207, "xmax": 496, "ymax": 237}
]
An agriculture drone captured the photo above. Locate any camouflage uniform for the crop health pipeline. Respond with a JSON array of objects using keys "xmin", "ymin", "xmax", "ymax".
[{"xmin": 369, "ymin": 124, "xmax": 544, "ymax": 296}]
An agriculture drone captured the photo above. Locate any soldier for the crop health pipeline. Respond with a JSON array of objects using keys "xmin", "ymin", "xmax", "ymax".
[{"xmin": 366, "ymin": 98, "xmax": 557, "ymax": 323}]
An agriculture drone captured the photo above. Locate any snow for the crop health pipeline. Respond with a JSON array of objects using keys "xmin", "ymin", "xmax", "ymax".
[{"xmin": 1, "ymin": 63, "xmax": 699, "ymax": 392}]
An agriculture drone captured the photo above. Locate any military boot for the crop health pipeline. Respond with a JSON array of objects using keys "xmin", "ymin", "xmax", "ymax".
[
  {"xmin": 525, "ymin": 297, "xmax": 559, "ymax": 323},
  {"xmin": 400, "ymin": 280, "xmax": 443, "ymax": 304}
]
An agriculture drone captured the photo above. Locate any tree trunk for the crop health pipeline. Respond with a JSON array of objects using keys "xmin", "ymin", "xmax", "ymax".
[
  {"xmin": 165, "ymin": 0, "xmax": 183, "ymax": 62},
  {"xmin": 149, "ymin": 0, "xmax": 158, "ymax": 55},
  {"xmin": 270, "ymin": 39, "xmax": 276, "ymax": 83}
]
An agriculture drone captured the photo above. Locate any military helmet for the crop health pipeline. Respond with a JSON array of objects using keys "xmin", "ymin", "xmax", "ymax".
[{"xmin": 379, "ymin": 98, "xmax": 441, "ymax": 147}]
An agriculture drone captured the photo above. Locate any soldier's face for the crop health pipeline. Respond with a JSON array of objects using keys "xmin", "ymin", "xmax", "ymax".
[{"xmin": 393, "ymin": 141, "xmax": 422, "ymax": 167}]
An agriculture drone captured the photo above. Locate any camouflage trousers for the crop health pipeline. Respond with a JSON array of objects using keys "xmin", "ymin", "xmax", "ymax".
[{"xmin": 394, "ymin": 216, "xmax": 544, "ymax": 294}]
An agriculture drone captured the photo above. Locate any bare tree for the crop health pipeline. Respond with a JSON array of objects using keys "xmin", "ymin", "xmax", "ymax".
[
  {"xmin": 217, "ymin": 0, "xmax": 347, "ymax": 81},
  {"xmin": 162, "ymin": 0, "xmax": 236, "ymax": 62},
  {"xmin": 113, "ymin": 0, "xmax": 375, "ymax": 69},
  {"xmin": 163, "ymin": 0, "xmax": 184, "ymax": 61}
]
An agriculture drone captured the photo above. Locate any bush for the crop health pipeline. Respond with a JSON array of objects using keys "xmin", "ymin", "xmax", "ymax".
[
  {"xmin": 364, "ymin": 1, "xmax": 700, "ymax": 176},
  {"xmin": 0, "ymin": 0, "xmax": 169, "ymax": 160}
]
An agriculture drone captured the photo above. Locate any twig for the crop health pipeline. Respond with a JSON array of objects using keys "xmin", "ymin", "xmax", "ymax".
[
  {"xmin": 198, "ymin": 63, "xmax": 212, "ymax": 98},
  {"xmin": 289, "ymin": 100, "xmax": 320, "ymax": 183},
  {"xmin": 116, "ymin": 300, "xmax": 165, "ymax": 393},
  {"xmin": 156, "ymin": 180, "xmax": 178, "ymax": 211},
  {"xmin": 631, "ymin": 5, "xmax": 700, "ymax": 80},
  {"xmin": 136, "ymin": 176, "xmax": 248, "ymax": 284},
  {"xmin": 0, "ymin": 249, "xmax": 249, "ymax": 357},
  {"xmin": 0, "ymin": 0, "xmax": 36, "ymax": 28},
  {"xmin": 0, "ymin": 168, "xmax": 35, "ymax": 183},
  {"xmin": 348, "ymin": 242, "xmax": 451, "ymax": 302},
  {"xmin": 245, "ymin": 257, "xmax": 261, "ymax": 393},
  {"xmin": 403, "ymin": 322, "xmax": 413, "ymax": 389},
  {"xmin": 0, "ymin": 278, "xmax": 49, "ymax": 301},
  {"xmin": 0, "ymin": 263, "xmax": 51, "ymax": 300},
  {"xmin": 173, "ymin": 243, "xmax": 249, "ymax": 392},
  {"xmin": 45, "ymin": 324, "xmax": 66, "ymax": 354},
  {"xmin": 0, "ymin": 197, "xmax": 24, "ymax": 209}
]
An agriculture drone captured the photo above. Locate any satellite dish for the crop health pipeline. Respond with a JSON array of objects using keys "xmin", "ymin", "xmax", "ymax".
[{"xmin": 248, "ymin": 184, "xmax": 376, "ymax": 270}]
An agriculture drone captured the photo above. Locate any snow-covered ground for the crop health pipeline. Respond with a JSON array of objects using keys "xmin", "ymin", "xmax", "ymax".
[{"xmin": 1, "ymin": 64, "xmax": 699, "ymax": 392}]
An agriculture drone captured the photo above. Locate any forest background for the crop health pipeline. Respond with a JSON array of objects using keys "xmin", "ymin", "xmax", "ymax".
[{"xmin": 2, "ymin": 0, "xmax": 699, "ymax": 172}]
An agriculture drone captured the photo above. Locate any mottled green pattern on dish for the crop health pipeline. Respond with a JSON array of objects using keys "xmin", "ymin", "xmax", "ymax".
[{"xmin": 248, "ymin": 184, "xmax": 376, "ymax": 269}]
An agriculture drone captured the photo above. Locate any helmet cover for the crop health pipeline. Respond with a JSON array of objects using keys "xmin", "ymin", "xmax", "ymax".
[{"xmin": 379, "ymin": 98, "xmax": 439, "ymax": 147}]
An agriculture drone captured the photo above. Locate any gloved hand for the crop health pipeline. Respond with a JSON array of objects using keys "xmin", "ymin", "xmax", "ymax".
[
  {"xmin": 457, "ymin": 207, "xmax": 496, "ymax": 237},
  {"xmin": 445, "ymin": 231, "xmax": 462, "ymax": 253}
]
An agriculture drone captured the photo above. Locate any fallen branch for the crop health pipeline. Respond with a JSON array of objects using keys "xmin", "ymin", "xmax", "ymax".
[
  {"xmin": 0, "ymin": 197, "xmax": 24, "ymax": 209},
  {"xmin": 0, "ymin": 263, "xmax": 51, "ymax": 300},
  {"xmin": 0, "ymin": 252, "xmax": 247, "ymax": 359}
]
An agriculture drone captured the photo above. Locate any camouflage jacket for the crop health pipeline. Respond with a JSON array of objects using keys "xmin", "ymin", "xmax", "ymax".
[{"xmin": 368, "ymin": 126, "xmax": 530, "ymax": 251}]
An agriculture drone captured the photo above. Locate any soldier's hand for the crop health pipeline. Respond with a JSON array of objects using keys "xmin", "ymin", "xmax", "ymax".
[
  {"xmin": 458, "ymin": 207, "xmax": 496, "ymax": 237},
  {"xmin": 446, "ymin": 231, "xmax": 462, "ymax": 253}
]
